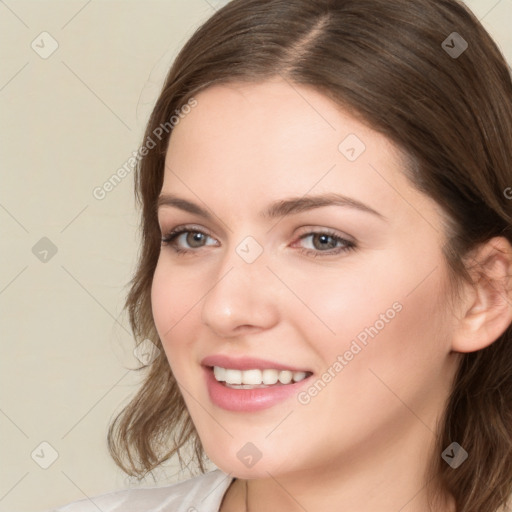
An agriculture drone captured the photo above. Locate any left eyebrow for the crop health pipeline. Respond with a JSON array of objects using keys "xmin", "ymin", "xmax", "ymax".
[{"xmin": 261, "ymin": 193, "xmax": 387, "ymax": 221}]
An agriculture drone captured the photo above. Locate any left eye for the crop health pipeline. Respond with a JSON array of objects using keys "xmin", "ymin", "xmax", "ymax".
[{"xmin": 294, "ymin": 231, "xmax": 355, "ymax": 255}]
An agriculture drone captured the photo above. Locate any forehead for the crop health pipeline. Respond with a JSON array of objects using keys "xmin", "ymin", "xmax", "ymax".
[
  {"xmin": 162, "ymin": 80, "xmax": 438, "ymax": 228},
  {"xmin": 167, "ymin": 79, "xmax": 384, "ymax": 170}
]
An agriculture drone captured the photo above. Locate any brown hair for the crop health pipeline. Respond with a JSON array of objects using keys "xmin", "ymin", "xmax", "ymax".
[{"xmin": 107, "ymin": 1, "xmax": 512, "ymax": 510}]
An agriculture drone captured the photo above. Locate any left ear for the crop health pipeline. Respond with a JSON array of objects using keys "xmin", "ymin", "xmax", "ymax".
[{"xmin": 451, "ymin": 236, "xmax": 512, "ymax": 353}]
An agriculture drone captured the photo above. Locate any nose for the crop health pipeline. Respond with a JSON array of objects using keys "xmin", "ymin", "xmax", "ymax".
[{"xmin": 200, "ymin": 246, "xmax": 280, "ymax": 338}]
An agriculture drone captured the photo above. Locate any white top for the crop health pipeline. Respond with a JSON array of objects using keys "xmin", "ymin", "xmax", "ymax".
[{"xmin": 49, "ymin": 469, "xmax": 235, "ymax": 512}]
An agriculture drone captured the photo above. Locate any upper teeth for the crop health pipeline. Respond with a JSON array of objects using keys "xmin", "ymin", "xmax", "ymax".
[{"xmin": 213, "ymin": 366, "xmax": 309, "ymax": 385}]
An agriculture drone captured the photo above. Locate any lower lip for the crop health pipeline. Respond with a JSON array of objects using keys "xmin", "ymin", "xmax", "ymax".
[{"xmin": 203, "ymin": 366, "xmax": 312, "ymax": 412}]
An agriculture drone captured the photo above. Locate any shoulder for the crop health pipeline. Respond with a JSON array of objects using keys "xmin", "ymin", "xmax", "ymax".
[{"xmin": 48, "ymin": 469, "xmax": 234, "ymax": 512}]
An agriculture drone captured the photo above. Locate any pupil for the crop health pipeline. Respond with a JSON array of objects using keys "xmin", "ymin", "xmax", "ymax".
[
  {"xmin": 188, "ymin": 232, "xmax": 204, "ymax": 247},
  {"xmin": 314, "ymin": 234, "xmax": 336, "ymax": 250}
]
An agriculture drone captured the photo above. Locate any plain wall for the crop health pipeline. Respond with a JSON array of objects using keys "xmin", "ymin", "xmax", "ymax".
[{"xmin": 1, "ymin": 1, "xmax": 511, "ymax": 511}]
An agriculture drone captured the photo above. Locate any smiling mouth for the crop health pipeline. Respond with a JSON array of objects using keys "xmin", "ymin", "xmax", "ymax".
[{"xmin": 211, "ymin": 366, "xmax": 313, "ymax": 389}]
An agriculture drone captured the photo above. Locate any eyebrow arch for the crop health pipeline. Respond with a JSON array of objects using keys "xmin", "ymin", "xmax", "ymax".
[
  {"xmin": 157, "ymin": 192, "xmax": 386, "ymax": 221},
  {"xmin": 262, "ymin": 193, "xmax": 386, "ymax": 220}
]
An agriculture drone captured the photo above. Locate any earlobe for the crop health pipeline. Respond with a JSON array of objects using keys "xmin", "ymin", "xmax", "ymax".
[{"xmin": 451, "ymin": 236, "xmax": 512, "ymax": 353}]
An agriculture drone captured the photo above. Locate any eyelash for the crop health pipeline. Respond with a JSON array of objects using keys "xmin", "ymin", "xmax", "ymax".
[{"xmin": 160, "ymin": 225, "xmax": 356, "ymax": 258}]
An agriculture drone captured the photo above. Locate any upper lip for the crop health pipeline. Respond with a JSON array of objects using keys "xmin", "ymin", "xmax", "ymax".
[{"xmin": 201, "ymin": 354, "xmax": 312, "ymax": 373}]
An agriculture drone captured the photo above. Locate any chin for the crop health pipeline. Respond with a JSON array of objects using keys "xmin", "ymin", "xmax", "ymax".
[{"xmin": 207, "ymin": 446, "xmax": 293, "ymax": 479}]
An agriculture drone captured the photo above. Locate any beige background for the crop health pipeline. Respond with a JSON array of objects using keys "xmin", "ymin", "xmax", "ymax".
[{"xmin": 0, "ymin": 1, "xmax": 511, "ymax": 511}]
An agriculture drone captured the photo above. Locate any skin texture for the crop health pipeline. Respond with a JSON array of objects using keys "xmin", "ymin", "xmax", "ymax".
[{"xmin": 151, "ymin": 79, "xmax": 512, "ymax": 511}]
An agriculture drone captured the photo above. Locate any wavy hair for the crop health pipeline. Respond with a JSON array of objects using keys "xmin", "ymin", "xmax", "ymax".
[{"xmin": 108, "ymin": 1, "xmax": 512, "ymax": 510}]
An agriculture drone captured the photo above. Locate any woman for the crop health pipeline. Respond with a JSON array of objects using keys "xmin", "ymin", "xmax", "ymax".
[{"xmin": 54, "ymin": 0, "xmax": 512, "ymax": 510}]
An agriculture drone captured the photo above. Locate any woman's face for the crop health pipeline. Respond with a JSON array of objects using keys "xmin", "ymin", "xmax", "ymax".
[{"xmin": 152, "ymin": 79, "xmax": 461, "ymax": 479}]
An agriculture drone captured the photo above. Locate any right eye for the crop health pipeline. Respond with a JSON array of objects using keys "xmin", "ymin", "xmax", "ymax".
[{"xmin": 161, "ymin": 227, "xmax": 219, "ymax": 254}]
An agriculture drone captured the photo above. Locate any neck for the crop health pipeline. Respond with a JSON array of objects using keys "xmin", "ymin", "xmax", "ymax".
[
  {"xmin": 221, "ymin": 425, "xmax": 456, "ymax": 512},
  {"xmin": 239, "ymin": 470, "xmax": 455, "ymax": 512}
]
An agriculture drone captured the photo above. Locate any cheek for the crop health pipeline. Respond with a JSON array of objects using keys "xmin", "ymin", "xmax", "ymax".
[
  {"xmin": 296, "ymin": 246, "xmax": 448, "ymax": 352},
  {"xmin": 290, "ymin": 250, "xmax": 452, "ymax": 398},
  {"xmin": 318, "ymin": 270, "xmax": 450, "ymax": 417},
  {"xmin": 275, "ymin": 257, "xmax": 405, "ymax": 354},
  {"xmin": 151, "ymin": 262, "xmax": 174, "ymax": 337},
  {"xmin": 150, "ymin": 260, "xmax": 199, "ymax": 360},
  {"xmin": 286, "ymin": 280, "xmax": 451, "ymax": 463}
]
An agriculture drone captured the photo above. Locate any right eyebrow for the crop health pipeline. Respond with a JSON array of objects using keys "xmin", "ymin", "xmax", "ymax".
[{"xmin": 157, "ymin": 194, "xmax": 213, "ymax": 219}]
